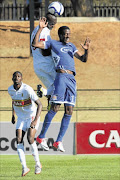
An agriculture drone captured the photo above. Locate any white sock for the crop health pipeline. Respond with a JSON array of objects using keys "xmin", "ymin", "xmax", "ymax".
[
  {"xmin": 31, "ymin": 141, "xmax": 40, "ymax": 167},
  {"xmin": 17, "ymin": 143, "xmax": 27, "ymax": 169},
  {"xmin": 42, "ymin": 87, "xmax": 47, "ymax": 96}
]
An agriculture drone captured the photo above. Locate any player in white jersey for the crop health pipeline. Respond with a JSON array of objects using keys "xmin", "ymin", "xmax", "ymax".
[
  {"xmin": 8, "ymin": 71, "xmax": 42, "ymax": 177},
  {"xmin": 32, "ymin": 18, "xmax": 90, "ymax": 152},
  {"xmin": 31, "ymin": 13, "xmax": 57, "ymax": 98}
]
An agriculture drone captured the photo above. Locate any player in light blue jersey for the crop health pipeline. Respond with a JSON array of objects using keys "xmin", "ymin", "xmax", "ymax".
[{"xmin": 32, "ymin": 18, "xmax": 90, "ymax": 152}]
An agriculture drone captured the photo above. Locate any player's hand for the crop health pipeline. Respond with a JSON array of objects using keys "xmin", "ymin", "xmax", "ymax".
[
  {"xmin": 81, "ymin": 37, "xmax": 91, "ymax": 50},
  {"xmin": 11, "ymin": 115, "xmax": 15, "ymax": 124},
  {"xmin": 39, "ymin": 17, "xmax": 48, "ymax": 28}
]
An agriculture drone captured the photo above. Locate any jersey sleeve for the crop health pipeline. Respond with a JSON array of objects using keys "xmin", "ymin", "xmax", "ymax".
[
  {"xmin": 27, "ymin": 86, "xmax": 38, "ymax": 102},
  {"xmin": 72, "ymin": 43, "xmax": 78, "ymax": 55},
  {"xmin": 44, "ymin": 39, "xmax": 52, "ymax": 49},
  {"xmin": 31, "ymin": 26, "xmax": 39, "ymax": 45},
  {"xmin": 8, "ymin": 86, "xmax": 13, "ymax": 98}
]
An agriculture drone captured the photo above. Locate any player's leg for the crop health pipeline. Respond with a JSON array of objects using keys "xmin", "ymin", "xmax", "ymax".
[
  {"xmin": 36, "ymin": 73, "xmax": 65, "ymax": 149},
  {"xmin": 16, "ymin": 119, "xmax": 30, "ymax": 176},
  {"xmin": 56, "ymin": 105, "xmax": 73, "ymax": 142},
  {"xmin": 16, "ymin": 128, "xmax": 30, "ymax": 176},
  {"xmin": 35, "ymin": 68, "xmax": 55, "ymax": 97},
  {"xmin": 53, "ymin": 105, "xmax": 73, "ymax": 152},
  {"xmin": 53, "ymin": 73, "xmax": 76, "ymax": 152},
  {"xmin": 27, "ymin": 117, "xmax": 41, "ymax": 174},
  {"xmin": 36, "ymin": 103, "xmax": 60, "ymax": 150}
]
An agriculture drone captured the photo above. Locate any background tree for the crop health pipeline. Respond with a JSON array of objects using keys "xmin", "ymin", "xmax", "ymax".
[{"xmin": 70, "ymin": 0, "xmax": 94, "ymax": 17}]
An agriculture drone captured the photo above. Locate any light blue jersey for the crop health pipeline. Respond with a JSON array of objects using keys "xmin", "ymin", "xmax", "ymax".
[
  {"xmin": 45, "ymin": 40, "xmax": 78, "ymax": 76},
  {"xmin": 45, "ymin": 40, "xmax": 77, "ymax": 106}
]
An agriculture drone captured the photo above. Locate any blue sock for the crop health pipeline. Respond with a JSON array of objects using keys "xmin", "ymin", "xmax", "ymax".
[
  {"xmin": 56, "ymin": 114, "xmax": 72, "ymax": 142},
  {"xmin": 39, "ymin": 110, "xmax": 56, "ymax": 138}
]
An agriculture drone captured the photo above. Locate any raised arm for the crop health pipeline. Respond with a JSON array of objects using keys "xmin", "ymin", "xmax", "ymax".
[
  {"xmin": 32, "ymin": 17, "xmax": 48, "ymax": 49},
  {"xmin": 74, "ymin": 37, "xmax": 90, "ymax": 62}
]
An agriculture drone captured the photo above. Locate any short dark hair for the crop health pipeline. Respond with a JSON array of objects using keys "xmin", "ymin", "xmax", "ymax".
[
  {"xmin": 46, "ymin": 12, "xmax": 57, "ymax": 22},
  {"xmin": 58, "ymin": 26, "xmax": 70, "ymax": 36},
  {"xmin": 13, "ymin": 71, "xmax": 22, "ymax": 77}
]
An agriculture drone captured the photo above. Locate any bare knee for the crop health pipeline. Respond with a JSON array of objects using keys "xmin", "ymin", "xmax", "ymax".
[
  {"xmin": 27, "ymin": 128, "xmax": 36, "ymax": 144},
  {"xmin": 17, "ymin": 137, "xmax": 23, "ymax": 144},
  {"xmin": 50, "ymin": 103, "xmax": 61, "ymax": 113},
  {"xmin": 16, "ymin": 129, "xmax": 25, "ymax": 144},
  {"xmin": 27, "ymin": 135, "xmax": 34, "ymax": 144},
  {"xmin": 65, "ymin": 106, "xmax": 73, "ymax": 115}
]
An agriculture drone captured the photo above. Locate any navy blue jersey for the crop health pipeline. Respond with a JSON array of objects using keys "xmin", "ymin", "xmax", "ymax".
[{"xmin": 45, "ymin": 40, "xmax": 78, "ymax": 75}]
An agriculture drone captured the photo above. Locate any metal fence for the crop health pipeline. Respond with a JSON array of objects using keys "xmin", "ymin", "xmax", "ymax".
[
  {"xmin": 0, "ymin": 3, "xmax": 120, "ymax": 20},
  {"xmin": 0, "ymin": 88, "xmax": 120, "ymax": 122},
  {"xmin": 93, "ymin": 3, "xmax": 120, "ymax": 18}
]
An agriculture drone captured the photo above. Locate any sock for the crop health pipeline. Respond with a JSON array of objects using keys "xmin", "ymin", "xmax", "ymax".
[
  {"xmin": 39, "ymin": 110, "xmax": 56, "ymax": 138},
  {"xmin": 56, "ymin": 114, "xmax": 72, "ymax": 142},
  {"xmin": 42, "ymin": 87, "xmax": 47, "ymax": 96},
  {"xmin": 17, "ymin": 143, "xmax": 27, "ymax": 169},
  {"xmin": 31, "ymin": 141, "xmax": 40, "ymax": 167}
]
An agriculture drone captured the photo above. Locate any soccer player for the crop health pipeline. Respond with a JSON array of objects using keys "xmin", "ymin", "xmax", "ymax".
[
  {"xmin": 8, "ymin": 71, "xmax": 42, "ymax": 176},
  {"xmin": 32, "ymin": 18, "xmax": 90, "ymax": 152},
  {"xmin": 31, "ymin": 13, "xmax": 57, "ymax": 99}
]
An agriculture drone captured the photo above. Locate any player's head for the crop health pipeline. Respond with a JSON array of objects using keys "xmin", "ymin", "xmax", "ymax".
[
  {"xmin": 46, "ymin": 12, "xmax": 57, "ymax": 30},
  {"xmin": 12, "ymin": 71, "xmax": 22, "ymax": 86},
  {"xmin": 58, "ymin": 26, "xmax": 70, "ymax": 44}
]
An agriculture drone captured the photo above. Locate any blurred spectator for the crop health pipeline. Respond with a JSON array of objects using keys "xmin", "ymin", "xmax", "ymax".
[
  {"xmin": 24, "ymin": 0, "xmax": 42, "ymax": 20},
  {"xmin": 34, "ymin": 0, "xmax": 42, "ymax": 19},
  {"xmin": 0, "ymin": 0, "xmax": 4, "ymax": 19}
]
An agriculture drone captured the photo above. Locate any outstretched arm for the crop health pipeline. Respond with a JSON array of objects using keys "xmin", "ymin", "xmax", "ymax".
[
  {"xmin": 74, "ymin": 37, "xmax": 90, "ymax": 62},
  {"xmin": 32, "ymin": 17, "xmax": 48, "ymax": 49}
]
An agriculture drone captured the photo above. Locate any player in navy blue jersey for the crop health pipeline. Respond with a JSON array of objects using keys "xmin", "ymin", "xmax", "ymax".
[{"xmin": 32, "ymin": 18, "xmax": 90, "ymax": 152}]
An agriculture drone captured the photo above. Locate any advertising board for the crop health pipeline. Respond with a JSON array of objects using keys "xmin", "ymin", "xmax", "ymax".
[
  {"xmin": 76, "ymin": 122, "xmax": 120, "ymax": 154},
  {"xmin": 0, "ymin": 122, "xmax": 75, "ymax": 155}
]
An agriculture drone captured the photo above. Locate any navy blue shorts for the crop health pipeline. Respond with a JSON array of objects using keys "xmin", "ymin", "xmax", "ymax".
[{"xmin": 50, "ymin": 73, "xmax": 76, "ymax": 106}]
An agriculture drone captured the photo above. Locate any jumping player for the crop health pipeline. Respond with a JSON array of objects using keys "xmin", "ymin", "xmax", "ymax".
[
  {"xmin": 32, "ymin": 18, "xmax": 90, "ymax": 152},
  {"xmin": 8, "ymin": 71, "xmax": 42, "ymax": 176},
  {"xmin": 31, "ymin": 13, "xmax": 57, "ymax": 99}
]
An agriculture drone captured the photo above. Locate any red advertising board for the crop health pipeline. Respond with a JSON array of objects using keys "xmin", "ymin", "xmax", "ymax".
[{"xmin": 76, "ymin": 123, "xmax": 120, "ymax": 154}]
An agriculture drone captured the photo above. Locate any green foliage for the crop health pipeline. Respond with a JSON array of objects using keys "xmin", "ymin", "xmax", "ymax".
[
  {"xmin": 2, "ymin": 0, "xmax": 120, "ymax": 5},
  {"xmin": 93, "ymin": 0, "xmax": 120, "ymax": 4},
  {"xmin": 0, "ymin": 155, "xmax": 120, "ymax": 180}
]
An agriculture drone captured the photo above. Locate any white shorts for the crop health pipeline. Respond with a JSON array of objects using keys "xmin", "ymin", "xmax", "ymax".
[
  {"xmin": 34, "ymin": 66, "xmax": 56, "ymax": 95},
  {"xmin": 16, "ymin": 116, "xmax": 40, "ymax": 132},
  {"xmin": 33, "ymin": 55, "xmax": 56, "ymax": 86}
]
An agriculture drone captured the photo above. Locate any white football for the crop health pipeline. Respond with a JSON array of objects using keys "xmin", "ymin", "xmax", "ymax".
[{"xmin": 48, "ymin": 1, "xmax": 64, "ymax": 16}]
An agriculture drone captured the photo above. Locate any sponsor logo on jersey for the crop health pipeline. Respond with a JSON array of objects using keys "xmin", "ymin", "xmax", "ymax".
[
  {"xmin": 61, "ymin": 47, "xmax": 72, "ymax": 53},
  {"xmin": 12, "ymin": 98, "xmax": 32, "ymax": 107}
]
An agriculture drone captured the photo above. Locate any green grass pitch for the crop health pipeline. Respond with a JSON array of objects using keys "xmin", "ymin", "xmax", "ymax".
[{"xmin": 0, "ymin": 155, "xmax": 120, "ymax": 180}]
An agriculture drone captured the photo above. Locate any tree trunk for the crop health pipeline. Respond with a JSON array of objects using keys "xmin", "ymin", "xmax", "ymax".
[{"xmin": 71, "ymin": 0, "xmax": 94, "ymax": 17}]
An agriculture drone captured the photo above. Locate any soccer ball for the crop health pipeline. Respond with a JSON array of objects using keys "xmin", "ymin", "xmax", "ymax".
[{"xmin": 48, "ymin": 1, "xmax": 64, "ymax": 16}]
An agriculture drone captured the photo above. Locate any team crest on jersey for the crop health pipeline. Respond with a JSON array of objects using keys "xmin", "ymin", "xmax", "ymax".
[{"xmin": 52, "ymin": 95, "xmax": 57, "ymax": 100}]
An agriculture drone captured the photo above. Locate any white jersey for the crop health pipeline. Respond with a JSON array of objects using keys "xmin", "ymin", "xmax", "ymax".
[
  {"xmin": 31, "ymin": 25, "xmax": 52, "ymax": 66},
  {"xmin": 31, "ymin": 25, "xmax": 56, "ymax": 95},
  {"xmin": 8, "ymin": 83, "xmax": 38, "ymax": 119}
]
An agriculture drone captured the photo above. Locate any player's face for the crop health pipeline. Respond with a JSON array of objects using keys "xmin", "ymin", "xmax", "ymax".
[
  {"xmin": 60, "ymin": 29, "xmax": 71, "ymax": 44},
  {"xmin": 47, "ymin": 14, "xmax": 57, "ymax": 30},
  {"xmin": 47, "ymin": 19, "xmax": 57, "ymax": 30},
  {"xmin": 12, "ymin": 72, "xmax": 22, "ymax": 86}
]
